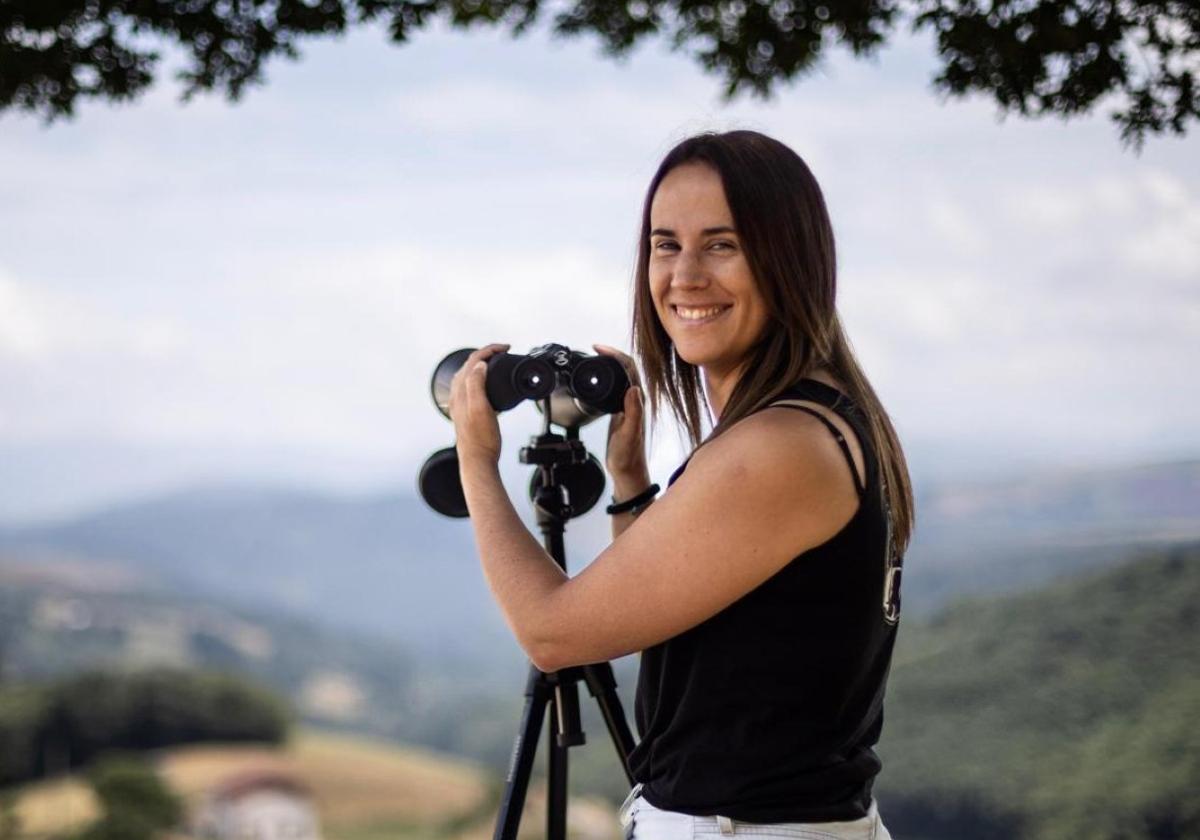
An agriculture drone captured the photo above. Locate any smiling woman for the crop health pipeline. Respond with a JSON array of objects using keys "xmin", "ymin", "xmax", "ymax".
[
  {"xmin": 446, "ymin": 129, "xmax": 913, "ymax": 840},
  {"xmin": 646, "ymin": 163, "xmax": 772, "ymax": 413}
]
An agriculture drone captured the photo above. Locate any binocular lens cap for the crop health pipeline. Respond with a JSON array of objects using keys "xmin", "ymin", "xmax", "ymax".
[{"xmin": 418, "ymin": 447, "xmax": 469, "ymax": 518}]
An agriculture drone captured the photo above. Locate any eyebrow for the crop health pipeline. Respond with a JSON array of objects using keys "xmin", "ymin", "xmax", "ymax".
[{"xmin": 649, "ymin": 226, "xmax": 737, "ymax": 238}]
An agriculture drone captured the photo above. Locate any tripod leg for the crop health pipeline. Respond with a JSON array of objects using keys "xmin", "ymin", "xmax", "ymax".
[
  {"xmin": 493, "ymin": 666, "xmax": 553, "ymax": 840},
  {"xmin": 548, "ymin": 674, "xmax": 589, "ymax": 840},
  {"xmin": 546, "ymin": 698, "xmax": 568, "ymax": 840},
  {"xmin": 582, "ymin": 663, "xmax": 638, "ymax": 784}
]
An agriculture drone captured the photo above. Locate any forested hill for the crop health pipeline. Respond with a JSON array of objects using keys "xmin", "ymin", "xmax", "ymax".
[{"xmin": 875, "ymin": 542, "xmax": 1200, "ymax": 840}]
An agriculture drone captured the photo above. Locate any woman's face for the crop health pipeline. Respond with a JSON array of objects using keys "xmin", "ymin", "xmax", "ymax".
[{"xmin": 648, "ymin": 162, "xmax": 771, "ymax": 378}]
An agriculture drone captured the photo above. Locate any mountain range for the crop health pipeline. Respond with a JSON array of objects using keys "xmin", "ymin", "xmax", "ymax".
[{"xmin": 0, "ymin": 457, "xmax": 1196, "ymax": 666}]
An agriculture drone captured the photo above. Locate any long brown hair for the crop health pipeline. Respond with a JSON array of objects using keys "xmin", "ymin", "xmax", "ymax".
[{"xmin": 632, "ymin": 130, "xmax": 915, "ymax": 555}]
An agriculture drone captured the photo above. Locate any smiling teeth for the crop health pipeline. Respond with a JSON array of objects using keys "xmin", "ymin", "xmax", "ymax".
[{"xmin": 676, "ymin": 306, "xmax": 727, "ymax": 320}]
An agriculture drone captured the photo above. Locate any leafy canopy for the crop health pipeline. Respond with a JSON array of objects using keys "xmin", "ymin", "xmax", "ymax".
[{"xmin": 1, "ymin": 0, "xmax": 1197, "ymax": 149}]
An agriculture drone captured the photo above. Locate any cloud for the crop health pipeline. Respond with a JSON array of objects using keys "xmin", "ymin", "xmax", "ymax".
[
  {"xmin": 0, "ymin": 17, "xmax": 1196, "ymax": 520},
  {"xmin": 998, "ymin": 168, "xmax": 1200, "ymax": 282},
  {"xmin": 0, "ymin": 243, "xmax": 637, "ymax": 456},
  {"xmin": 0, "ymin": 269, "xmax": 187, "ymax": 363},
  {"xmin": 1117, "ymin": 173, "xmax": 1200, "ymax": 278},
  {"xmin": 0, "ymin": 272, "xmax": 48, "ymax": 359}
]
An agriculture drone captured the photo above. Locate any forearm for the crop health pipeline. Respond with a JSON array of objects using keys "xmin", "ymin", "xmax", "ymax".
[{"xmin": 459, "ymin": 457, "xmax": 569, "ymax": 662}]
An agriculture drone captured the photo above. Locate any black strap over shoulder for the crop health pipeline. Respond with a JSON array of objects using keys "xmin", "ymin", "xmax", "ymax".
[
  {"xmin": 766, "ymin": 402, "xmax": 866, "ymax": 498},
  {"xmin": 666, "ymin": 378, "xmax": 873, "ymax": 495}
]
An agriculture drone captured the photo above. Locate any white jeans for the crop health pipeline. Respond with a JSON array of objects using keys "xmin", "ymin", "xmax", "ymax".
[{"xmin": 619, "ymin": 785, "xmax": 894, "ymax": 840}]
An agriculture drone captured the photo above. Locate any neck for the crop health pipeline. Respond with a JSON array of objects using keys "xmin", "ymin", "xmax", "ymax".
[
  {"xmin": 706, "ymin": 364, "xmax": 837, "ymax": 422},
  {"xmin": 703, "ymin": 363, "xmax": 745, "ymax": 423}
]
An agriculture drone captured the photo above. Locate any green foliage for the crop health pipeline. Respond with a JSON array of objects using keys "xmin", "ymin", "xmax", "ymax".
[
  {"xmin": 0, "ymin": 667, "xmax": 290, "ymax": 786},
  {"xmin": 1, "ymin": 1, "xmax": 1195, "ymax": 148},
  {"xmin": 1031, "ymin": 676, "xmax": 1200, "ymax": 840},
  {"xmin": 876, "ymin": 543, "xmax": 1200, "ymax": 840},
  {"xmin": 0, "ymin": 791, "xmax": 20, "ymax": 840},
  {"xmin": 71, "ymin": 755, "xmax": 182, "ymax": 840},
  {"xmin": 0, "ymin": 682, "xmax": 49, "ymax": 787},
  {"xmin": 911, "ymin": 0, "xmax": 1200, "ymax": 149}
]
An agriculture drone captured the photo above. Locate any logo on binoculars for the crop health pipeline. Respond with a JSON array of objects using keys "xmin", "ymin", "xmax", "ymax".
[{"xmin": 553, "ymin": 350, "xmax": 570, "ymax": 367}]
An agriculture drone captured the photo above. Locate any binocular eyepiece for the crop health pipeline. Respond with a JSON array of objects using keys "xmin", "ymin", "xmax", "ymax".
[{"xmin": 431, "ymin": 343, "xmax": 629, "ymax": 429}]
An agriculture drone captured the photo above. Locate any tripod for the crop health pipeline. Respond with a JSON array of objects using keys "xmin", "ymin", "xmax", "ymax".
[{"xmin": 492, "ymin": 419, "xmax": 638, "ymax": 840}]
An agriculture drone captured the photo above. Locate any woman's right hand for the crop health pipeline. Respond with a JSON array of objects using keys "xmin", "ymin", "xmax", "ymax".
[{"xmin": 592, "ymin": 343, "xmax": 650, "ymax": 488}]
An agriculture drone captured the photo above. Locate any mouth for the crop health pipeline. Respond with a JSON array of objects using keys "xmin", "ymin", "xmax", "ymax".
[{"xmin": 672, "ymin": 304, "xmax": 731, "ymax": 325}]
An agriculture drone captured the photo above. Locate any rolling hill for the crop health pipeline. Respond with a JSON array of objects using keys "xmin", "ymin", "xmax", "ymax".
[
  {"xmin": 2, "ymin": 459, "xmax": 1197, "ymax": 838},
  {"xmin": 0, "ymin": 459, "xmax": 1195, "ymax": 670},
  {"xmin": 875, "ymin": 542, "xmax": 1200, "ymax": 840},
  {"xmin": 0, "ymin": 560, "xmax": 538, "ymax": 768}
]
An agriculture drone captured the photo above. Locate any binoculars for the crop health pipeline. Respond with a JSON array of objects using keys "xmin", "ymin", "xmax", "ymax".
[
  {"xmin": 431, "ymin": 343, "xmax": 629, "ymax": 429},
  {"xmin": 420, "ymin": 343, "xmax": 631, "ymax": 518}
]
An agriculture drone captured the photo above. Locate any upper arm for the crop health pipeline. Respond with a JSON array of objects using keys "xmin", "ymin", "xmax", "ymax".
[{"xmin": 533, "ymin": 407, "xmax": 862, "ymax": 670}]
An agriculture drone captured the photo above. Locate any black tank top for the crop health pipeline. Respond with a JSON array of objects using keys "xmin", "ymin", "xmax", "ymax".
[{"xmin": 628, "ymin": 378, "xmax": 901, "ymax": 822}]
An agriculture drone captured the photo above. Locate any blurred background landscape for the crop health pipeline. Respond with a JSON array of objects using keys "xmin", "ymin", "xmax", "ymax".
[{"xmin": 1, "ymin": 5, "xmax": 1197, "ymax": 840}]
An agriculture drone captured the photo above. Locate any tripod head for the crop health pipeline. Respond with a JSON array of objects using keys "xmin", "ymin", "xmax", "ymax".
[{"xmin": 520, "ymin": 430, "xmax": 606, "ymax": 524}]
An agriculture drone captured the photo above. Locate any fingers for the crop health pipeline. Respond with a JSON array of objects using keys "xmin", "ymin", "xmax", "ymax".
[
  {"xmin": 608, "ymin": 386, "xmax": 641, "ymax": 434},
  {"xmin": 448, "ymin": 343, "xmax": 510, "ymax": 415},
  {"xmin": 451, "ymin": 344, "xmax": 510, "ymax": 384},
  {"xmin": 622, "ymin": 384, "xmax": 639, "ymax": 413},
  {"xmin": 592, "ymin": 342, "xmax": 632, "ymax": 364},
  {"xmin": 465, "ymin": 343, "xmax": 511, "ymax": 369},
  {"xmin": 593, "ymin": 343, "xmax": 641, "ymax": 388}
]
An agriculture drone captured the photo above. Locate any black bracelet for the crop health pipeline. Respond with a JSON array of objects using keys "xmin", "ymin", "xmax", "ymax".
[{"xmin": 606, "ymin": 483, "xmax": 660, "ymax": 516}]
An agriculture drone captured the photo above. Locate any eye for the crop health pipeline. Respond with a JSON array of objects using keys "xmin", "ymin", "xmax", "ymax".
[
  {"xmin": 709, "ymin": 240, "xmax": 737, "ymax": 251},
  {"xmin": 653, "ymin": 239, "xmax": 680, "ymax": 252}
]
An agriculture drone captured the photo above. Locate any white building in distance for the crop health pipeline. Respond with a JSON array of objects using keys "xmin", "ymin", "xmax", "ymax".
[{"xmin": 191, "ymin": 770, "xmax": 322, "ymax": 840}]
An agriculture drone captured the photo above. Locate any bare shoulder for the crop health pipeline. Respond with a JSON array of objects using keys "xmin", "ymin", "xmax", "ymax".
[{"xmin": 685, "ymin": 404, "xmax": 858, "ymax": 498}]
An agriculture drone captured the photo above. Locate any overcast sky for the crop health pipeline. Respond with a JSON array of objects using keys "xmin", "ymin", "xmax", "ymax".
[{"xmin": 1, "ymin": 20, "xmax": 1197, "ymax": 523}]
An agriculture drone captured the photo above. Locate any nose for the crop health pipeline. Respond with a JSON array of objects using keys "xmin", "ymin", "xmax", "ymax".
[{"xmin": 671, "ymin": 247, "xmax": 709, "ymax": 290}]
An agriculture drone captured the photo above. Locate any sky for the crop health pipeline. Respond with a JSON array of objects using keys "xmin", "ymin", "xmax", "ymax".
[{"xmin": 1, "ymin": 18, "xmax": 1197, "ymax": 523}]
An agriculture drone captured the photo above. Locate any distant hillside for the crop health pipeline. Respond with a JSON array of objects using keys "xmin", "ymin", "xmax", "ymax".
[
  {"xmin": 1, "ymin": 460, "xmax": 1195, "ymax": 665},
  {"xmin": 875, "ymin": 541, "xmax": 1200, "ymax": 840},
  {"xmin": 915, "ymin": 459, "xmax": 1200, "ymax": 545},
  {"xmin": 0, "ymin": 561, "xmax": 533, "ymax": 768},
  {"xmin": 0, "ymin": 484, "xmax": 520, "ymax": 664},
  {"xmin": 3, "ymin": 515, "xmax": 1197, "ymax": 837},
  {"xmin": 904, "ymin": 458, "xmax": 1200, "ymax": 611}
]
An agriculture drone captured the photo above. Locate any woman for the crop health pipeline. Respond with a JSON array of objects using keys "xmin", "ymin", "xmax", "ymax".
[{"xmin": 448, "ymin": 130, "xmax": 914, "ymax": 840}]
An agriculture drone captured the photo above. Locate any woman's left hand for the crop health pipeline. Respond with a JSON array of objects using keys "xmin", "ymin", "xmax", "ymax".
[{"xmin": 448, "ymin": 343, "xmax": 511, "ymax": 467}]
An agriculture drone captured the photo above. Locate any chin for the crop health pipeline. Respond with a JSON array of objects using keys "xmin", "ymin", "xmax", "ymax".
[{"xmin": 671, "ymin": 346, "xmax": 717, "ymax": 370}]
